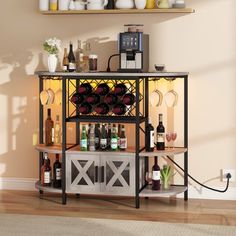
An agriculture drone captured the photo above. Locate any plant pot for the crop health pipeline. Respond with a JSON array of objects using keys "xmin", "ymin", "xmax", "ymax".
[{"xmin": 48, "ymin": 54, "xmax": 58, "ymax": 73}]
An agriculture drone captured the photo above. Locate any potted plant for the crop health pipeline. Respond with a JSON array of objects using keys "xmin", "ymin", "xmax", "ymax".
[{"xmin": 43, "ymin": 37, "xmax": 61, "ymax": 73}]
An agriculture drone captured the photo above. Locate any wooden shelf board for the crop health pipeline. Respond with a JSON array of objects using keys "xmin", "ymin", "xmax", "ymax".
[
  {"xmin": 40, "ymin": 8, "xmax": 195, "ymax": 15},
  {"xmin": 140, "ymin": 147, "xmax": 187, "ymax": 157},
  {"xmin": 140, "ymin": 185, "xmax": 187, "ymax": 197},
  {"xmin": 35, "ymin": 181, "xmax": 62, "ymax": 193}
]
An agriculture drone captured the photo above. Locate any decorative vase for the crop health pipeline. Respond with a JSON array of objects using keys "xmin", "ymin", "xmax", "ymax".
[
  {"xmin": 48, "ymin": 54, "xmax": 58, "ymax": 73},
  {"xmin": 134, "ymin": 0, "xmax": 146, "ymax": 9},
  {"xmin": 162, "ymin": 179, "xmax": 170, "ymax": 190}
]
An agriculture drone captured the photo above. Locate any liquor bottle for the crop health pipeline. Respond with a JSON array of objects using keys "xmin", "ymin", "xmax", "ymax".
[
  {"xmin": 152, "ymin": 157, "xmax": 161, "ymax": 190},
  {"xmin": 100, "ymin": 124, "xmax": 108, "ymax": 150},
  {"xmin": 122, "ymin": 93, "xmax": 135, "ymax": 106},
  {"xmin": 156, "ymin": 114, "xmax": 165, "ymax": 150},
  {"xmin": 78, "ymin": 83, "xmax": 93, "ymax": 95},
  {"xmin": 68, "ymin": 42, "xmax": 76, "ymax": 72},
  {"xmin": 104, "ymin": 93, "xmax": 118, "ymax": 105},
  {"xmin": 113, "ymin": 83, "xmax": 127, "ymax": 96},
  {"xmin": 95, "ymin": 103, "xmax": 110, "ymax": 115},
  {"xmin": 146, "ymin": 118, "xmax": 154, "ymax": 152},
  {"xmin": 95, "ymin": 124, "xmax": 100, "ymax": 150},
  {"xmin": 80, "ymin": 125, "xmax": 88, "ymax": 151},
  {"xmin": 45, "ymin": 109, "xmax": 54, "ymax": 146},
  {"xmin": 53, "ymin": 154, "xmax": 62, "ymax": 188},
  {"xmin": 75, "ymin": 40, "xmax": 83, "ymax": 72},
  {"xmin": 117, "ymin": 124, "xmax": 121, "ymax": 149},
  {"xmin": 120, "ymin": 125, "xmax": 127, "ymax": 150},
  {"xmin": 96, "ymin": 83, "xmax": 110, "ymax": 96},
  {"xmin": 54, "ymin": 115, "xmax": 61, "ymax": 145},
  {"xmin": 78, "ymin": 102, "xmax": 92, "ymax": 114},
  {"xmin": 111, "ymin": 124, "xmax": 118, "ymax": 151},
  {"xmin": 41, "ymin": 153, "xmax": 51, "ymax": 187},
  {"xmin": 112, "ymin": 103, "xmax": 126, "ymax": 115},
  {"xmin": 107, "ymin": 123, "xmax": 111, "ymax": 149},
  {"xmin": 62, "ymin": 48, "xmax": 69, "ymax": 72},
  {"xmin": 89, "ymin": 125, "xmax": 96, "ymax": 151},
  {"xmin": 86, "ymin": 93, "xmax": 100, "ymax": 105},
  {"xmin": 70, "ymin": 93, "xmax": 84, "ymax": 105}
]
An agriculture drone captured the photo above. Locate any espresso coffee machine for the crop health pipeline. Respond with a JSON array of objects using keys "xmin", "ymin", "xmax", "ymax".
[{"xmin": 118, "ymin": 25, "xmax": 149, "ymax": 72}]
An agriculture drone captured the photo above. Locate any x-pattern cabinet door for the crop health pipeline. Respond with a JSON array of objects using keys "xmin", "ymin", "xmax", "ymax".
[
  {"xmin": 66, "ymin": 153, "xmax": 100, "ymax": 194},
  {"xmin": 101, "ymin": 154, "xmax": 135, "ymax": 196}
]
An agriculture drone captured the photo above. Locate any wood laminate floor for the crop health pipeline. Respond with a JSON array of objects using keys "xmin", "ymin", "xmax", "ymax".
[{"xmin": 0, "ymin": 190, "xmax": 236, "ymax": 226}]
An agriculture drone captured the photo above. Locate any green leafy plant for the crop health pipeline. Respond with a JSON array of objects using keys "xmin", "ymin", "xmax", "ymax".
[
  {"xmin": 160, "ymin": 165, "xmax": 171, "ymax": 190},
  {"xmin": 43, "ymin": 37, "xmax": 61, "ymax": 54}
]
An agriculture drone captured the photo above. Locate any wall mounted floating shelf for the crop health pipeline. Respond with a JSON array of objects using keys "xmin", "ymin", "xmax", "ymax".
[{"xmin": 40, "ymin": 8, "xmax": 195, "ymax": 15}]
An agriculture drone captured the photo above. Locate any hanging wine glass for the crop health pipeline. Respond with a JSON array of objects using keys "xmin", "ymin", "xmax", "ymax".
[
  {"xmin": 46, "ymin": 79, "xmax": 55, "ymax": 105},
  {"xmin": 54, "ymin": 79, "xmax": 62, "ymax": 106},
  {"xmin": 40, "ymin": 79, "xmax": 49, "ymax": 106},
  {"xmin": 150, "ymin": 80, "xmax": 163, "ymax": 107},
  {"xmin": 164, "ymin": 80, "xmax": 178, "ymax": 108}
]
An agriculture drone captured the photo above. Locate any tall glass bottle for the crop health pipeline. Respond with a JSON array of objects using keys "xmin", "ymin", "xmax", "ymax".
[
  {"xmin": 45, "ymin": 109, "xmax": 54, "ymax": 146},
  {"xmin": 89, "ymin": 125, "xmax": 96, "ymax": 151},
  {"xmin": 62, "ymin": 48, "xmax": 69, "ymax": 72},
  {"xmin": 107, "ymin": 123, "xmax": 112, "ymax": 149},
  {"xmin": 152, "ymin": 157, "xmax": 160, "ymax": 190},
  {"xmin": 54, "ymin": 115, "xmax": 61, "ymax": 145},
  {"xmin": 119, "ymin": 125, "xmax": 127, "ymax": 151},
  {"xmin": 100, "ymin": 124, "xmax": 108, "ymax": 150},
  {"xmin": 146, "ymin": 117, "xmax": 154, "ymax": 152},
  {"xmin": 156, "ymin": 114, "xmax": 165, "ymax": 150},
  {"xmin": 75, "ymin": 40, "xmax": 83, "ymax": 72},
  {"xmin": 53, "ymin": 154, "xmax": 62, "ymax": 188},
  {"xmin": 41, "ymin": 152, "xmax": 51, "ymax": 186},
  {"xmin": 80, "ymin": 125, "xmax": 88, "ymax": 151},
  {"xmin": 95, "ymin": 124, "xmax": 100, "ymax": 150},
  {"xmin": 111, "ymin": 124, "xmax": 118, "ymax": 151},
  {"xmin": 68, "ymin": 42, "xmax": 76, "ymax": 72}
]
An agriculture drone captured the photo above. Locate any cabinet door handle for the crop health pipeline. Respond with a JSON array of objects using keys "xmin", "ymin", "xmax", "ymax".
[
  {"xmin": 101, "ymin": 166, "xmax": 105, "ymax": 183},
  {"xmin": 95, "ymin": 166, "xmax": 99, "ymax": 183}
]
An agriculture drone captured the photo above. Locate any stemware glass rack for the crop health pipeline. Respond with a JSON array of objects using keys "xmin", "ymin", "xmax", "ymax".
[{"xmin": 35, "ymin": 71, "xmax": 189, "ymax": 209}]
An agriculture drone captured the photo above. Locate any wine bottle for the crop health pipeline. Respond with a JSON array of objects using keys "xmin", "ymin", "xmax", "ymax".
[
  {"xmin": 95, "ymin": 103, "xmax": 110, "ymax": 115},
  {"xmin": 53, "ymin": 154, "xmax": 62, "ymax": 188},
  {"xmin": 75, "ymin": 40, "xmax": 83, "ymax": 72},
  {"xmin": 89, "ymin": 125, "xmax": 96, "ymax": 151},
  {"xmin": 100, "ymin": 124, "xmax": 108, "ymax": 150},
  {"xmin": 120, "ymin": 125, "xmax": 127, "ymax": 151},
  {"xmin": 96, "ymin": 83, "xmax": 110, "ymax": 96},
  {"xmin": 68, "ymin": 42, "xmax": 76, "ymax": 72},
  {"xmin": 45, "ymin": 109, "xmax": 54, "ymax": 146},
  {"xmin": 78, "ymin": 102, "xmax": 92, "ymax": 115},
  {"xmin": 146, "ymin": 117, "xmax": 154, "ymax": 152},
  {"xmin": 104, "ymin": 93, "xmax": 118, "ymax": 105},
  {"xmin": 107, "ymin": 123, "xmax": 111, "ymax": 149},
  {"xmin": 86, "ymin": 93, "xmax": 100, "ymax": 105},
  {"xmin": 41, "ymin": 153, "xmax": 51, "ymax": 187},
  {"xmin": 54, "ymin": 115, "xmax": 61, "ymax": 145},
  {"xmin": 111, "ymin": 124, "xmax": 118, "ymax": 151},
  {"xmin": 78, "ymin": 83, "xmax": 93, "ymax": 95},
  {"xmin": 62, "ymin": 48, "xmax": 69, "ymax": 72},
  {"xmin": 112, "ymin": 103, "xmax": 126, "ymax": 115},
  {"xmin": 70, "ymin": 93, "xmax": 84, "ymax": 105},
  {"xmin": 156, "ymin": 114, "xmax": 165, "ymax": 150},
  {"xmin": 95, "ymin": 124, "xmax": 100, "ymax": 150},
  {"xmin": 117, "ymin": 124, "xmax": 121, "ymax": 149},
  {"xmin": 80, "ymin": 125, "xmax": 88, "ymax": 151},
  {"xmin": 152, "ymin": 157, "xmax": 161, "ymax": 190},
  {"xmin": 113, "ymin": 83, "xmax": 127, "ymax": 96},
  {"xmin": 122, "ymin": 93, "xmax": 135, "ymax": 106}
]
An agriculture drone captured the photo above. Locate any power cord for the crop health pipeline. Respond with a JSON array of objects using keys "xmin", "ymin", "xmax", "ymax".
[
  {"xmin": 106, "ymin": 54, "xmax": 119, "ymax": 72},
  {"xmin": 166, "ymin": 155, "xmax": 231, "ymax": 193}
]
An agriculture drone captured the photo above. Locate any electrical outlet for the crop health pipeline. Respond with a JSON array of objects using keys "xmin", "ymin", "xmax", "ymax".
[{"xmin": 221, "ymin": 169, "xmax": 235, "ymax": 182}]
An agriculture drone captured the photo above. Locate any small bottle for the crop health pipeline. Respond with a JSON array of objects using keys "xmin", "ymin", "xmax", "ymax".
[
  {"xmin": 111, "ymin": 124, "xmax": 118, "ymax": 151},
  {"xmin": 86, "ymin": 93, "xmax": 100, "ymax": 105},
  {"xmin": 95, "ymin": 124, "xmax": 100, "ymax": 150},
  {"xmin": 122, "ymin": 93, "xmax": 135, "ymax": 106},
  {"xmin": 112, "ymin": 103, "xmax": 126, "ymax": 115},
  {"xmin": 78, "ymin": 102, "xmax": 92, "ymax": 115},
  {"xmin": 62, "ymin": 48, "xmax": 69, "ymax": 72},
  {"xmin": 113, "ymin": 83, "xmax": 127, "ymax": 96},
  {"xmin": 45, "ymin": 109, "xmax": 54, "ymax": 146},
  {"xmin": 95, "ymin": 103, "xmax": 110, "ymax": 115},
  {"xmin": 53, "ymin": 154, "xmax": 62, "ymax": 188},
  {"xmin": 146, "ymin": 118, "xmax": 154, "ymax": 152},
  {"xmin": 152, "ymin": 157, "xmax": 161, "ymax": 190},
  {"xmin": 107, "ymin": 123, "xmax": 112, "ymax": 149},
  {"xmin": 96, "ymin": 83, "xmax": 110, "ymax": 96},
  {"xmin": 80, "ymin": 125, "xmax": 88, "ymax": 151},
  {"xmin": 75, "ymin": 40, "xmax": 83, "ymax": 72},
  {"xmin": 70, "ymin": 93, "xmax": 84, "ymax": 105},
  {"xmin": 104, "ymin": 93, "xmax": 118, "ymax": 105},
  {"xmin": 156, "ymin": 114, "xmax": 165, "ymax": 150},
  {"xmin": 78, "ymin": 83, "xmax": 93, "ymax": 95},
  {"xmin": 89, "ymin": 125, "xmax": 96, "ymax": 151},
  {"xmin": 54, "ymin": 115, "xmax": 61, "ymax": 145},
  {"xmin": 68, "ymin": 42, "xmax": 76, "ymax": 72},
  {"xmin": 120, "ymin": 125, "xmax": 127, "ymax": 150},
  {"xmin": 100, "ymin": 124, "xmax": 108, "ymax": 150},
  {"xmin": 41, "ymin": 153, "xmax": 51, "ymax": 186}
]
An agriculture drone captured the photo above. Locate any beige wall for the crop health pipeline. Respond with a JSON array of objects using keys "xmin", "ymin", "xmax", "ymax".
[{"xmin": 0, "ymin": 0, "xmax": 236, "ymax": 192}]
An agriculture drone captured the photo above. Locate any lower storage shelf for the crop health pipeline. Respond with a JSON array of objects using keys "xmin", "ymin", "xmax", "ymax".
[
  {"xmin": 139, "ymin": 185, "xmax": 187, "ymax": 197},
  {"xmin": 35, "ymin": 181, "xmax": 62, "ymax": 193}
]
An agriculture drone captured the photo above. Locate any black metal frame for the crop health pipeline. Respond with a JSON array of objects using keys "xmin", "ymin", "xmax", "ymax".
[{"xmin": 38, "ymin": 73, "xmax": 188, "ymax": 207}]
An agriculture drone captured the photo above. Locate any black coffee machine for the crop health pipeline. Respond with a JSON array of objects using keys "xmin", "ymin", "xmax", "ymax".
[{"xmin": 118, "ymin": 24, "xmax": 149, "ymax": 73}]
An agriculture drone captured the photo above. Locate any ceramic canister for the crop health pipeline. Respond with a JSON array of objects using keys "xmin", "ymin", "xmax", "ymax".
[
  {"xmin": 39, "ymin": 0, "xmax": 49, "ymax": 11},
  {"xmin": 59, "ymin": 0, "xmax": 70, "ymax": 10}
]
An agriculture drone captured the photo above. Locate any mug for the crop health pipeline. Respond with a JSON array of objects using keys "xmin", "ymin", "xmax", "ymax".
[
  {"xmin": 59, "ymin": 0, "xmax": 70, "ymax": 10},
  {"xmin": 87, "ymin": 0, "xmax": 108, "ymax": 10}
]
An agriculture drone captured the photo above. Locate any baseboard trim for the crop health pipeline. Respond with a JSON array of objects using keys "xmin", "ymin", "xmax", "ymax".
[{"xmin": 0, "ymin": 178, "xmax": 235, "ymax": 200}]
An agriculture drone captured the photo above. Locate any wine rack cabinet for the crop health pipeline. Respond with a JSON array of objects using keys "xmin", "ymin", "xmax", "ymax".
[{"xmin": 35, "ymin": 71, "xmax": 189, "ymax": 208}]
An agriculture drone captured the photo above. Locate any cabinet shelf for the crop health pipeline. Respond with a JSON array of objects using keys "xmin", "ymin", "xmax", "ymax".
[
  {"xmin": 140, "ymin": 147, "xmax": 187, "ymax": 157},
  {"xmin": 35, "ymin": 181, "xmax": 62, "ymax": 193},
  {"xmin": 40, "ymin": 8, "xmax": 195, "ymax": 15},
  {"xmin": 139, "ymin": 185, "xmax": 187, "ymax": 197}
]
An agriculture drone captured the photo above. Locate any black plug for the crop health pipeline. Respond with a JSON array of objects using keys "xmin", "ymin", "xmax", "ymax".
[{"xmin": 226, "ymin": 173, "xmax": 232, "ymax": 179}]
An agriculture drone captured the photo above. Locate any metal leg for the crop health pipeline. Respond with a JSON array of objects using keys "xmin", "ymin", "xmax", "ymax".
[{"xmin": 184, "ymin": 76, "xmax": 188, "ymax": 201}]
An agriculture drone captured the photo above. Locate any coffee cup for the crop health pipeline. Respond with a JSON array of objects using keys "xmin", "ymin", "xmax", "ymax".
[{"xmin": 87, "ymin": 0, "xmax": 108, "ymax": 10}]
